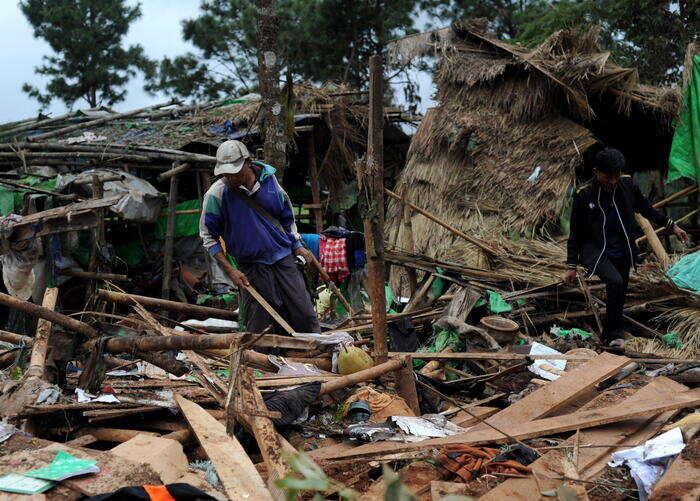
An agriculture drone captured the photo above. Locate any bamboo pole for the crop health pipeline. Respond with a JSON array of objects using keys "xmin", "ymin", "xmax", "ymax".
[
  {"xmin": 307, "ymin": 133, "xmax": 323, "ymax": 233},
  {"xmin": 358, "ymin": 54, "xmax": 388, "ymax": 364},
  {"xmin": 0, "ymin": 291, "xmax": 97, "ymax": 338},
  {"xmin": 652, "ymin": 185, "xmax": 698, "ymax": 208},
  {"xmin": 385, "ymin": 189, "xmax": 569, "ymax": 270},
  {"xmin": 0, "ymin": 142, "xmax": 216, "ymax": 164},
  {"xmin": 158, "ymin": 163, "xmax": 191, "ymax": 182},
  {"xmin": 402, "ymin": 203, "xmax": 418, "ymax": 295},
  {"xmin": 161, "ymin": 172, "xmax": 179, "ymax": 305},
  {"xmin": 0, "ymin": 112, "xmax": 74, "ymax": 137},
  {"xmin": 637, "ymin": 208, "xmax": 699, "ymax": 244},
  {"xmin": 0, "ymin": 179, "xmax": 80, "ymax": 201},
  {"xmin": 96, "ymin": 333, "xmax": 315, "ymax": 353},
  {"xmin": 59, "ymin": 269, "xmax": 130, "ymax": 282},
  {"xmin": 0, "ymin": 330, "xmax": 30, "ymax": 346},
  {"xmin": 0, "ymin": 151, "xmax": 151, "ymax": 162},
  {"xmin": 96, "ymin": 289, "xmax": 238, "ymax": 320},
  {"xmin": 0, "ymin": 291, "xmax": 187, "ymax": 375},
  {"xmin": 25, "ymin": 287, "xmax": 59, "ymax": 379},
  {"xmin": 635, "ymin": 214, "xmax": 670, "ymax": 267},
  {"xmin": 243, "ymin": 284, "xmax": 295, "ymax": 335},
  {"xmin": 319, "ymin": 357, "xmax": 404, "ymax": 395},
  {"xmin": 28, "ymin": 99, "xmax": 178, "ymax": 141}
]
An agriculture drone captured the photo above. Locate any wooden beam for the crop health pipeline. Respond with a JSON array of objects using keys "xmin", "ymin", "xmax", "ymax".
[
  {"xmin": 359, "ymin": 54, "xmax": 388, "ymax": 363},
  {"xmin": 306, "ymin": 133, "xmax": 323, "ymax": 233},
  {"xmin": 481, "ymin": 376, "xmax": 687, "ymax": 500},
  {"xmin": 161, "ymin": 172, "xmax": 179, "ymax": 304},
  {"xmin": 324, "ymin": 387, "xmax": 700, "ymax": 461},
  {"xmin": 174, "ymin": 394, "xmax": 273, "ymax": 501},
  {"xmin": 24, "ymin": 287, "xmax": 59, "ymax": 379},
  {"xmin": 96, "ymin": 289, "xmax": 238, "ymax": 320}
]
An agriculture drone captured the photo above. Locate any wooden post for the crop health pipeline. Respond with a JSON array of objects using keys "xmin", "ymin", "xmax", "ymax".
[
  {"xmin": 356, "ymin": 54, "xmax": 388, "ymax": 364},
  {"xmin": 162, "ymin": 171, "xmax": 179, "ymax": 304},
  {"xmin": 402, "ymin": 203, "xmax": 418, "ymax": 295},
  {"xmin": 24, "ymin": 287, "xmax": 59, "ymax": 380},
  {"xmin": 635, "ymin": 214, "xmax": 670, "ymax": 268},
  {"xmin": 307, "ymin": 133, "xmax": 323, "ymax": 233},
  {"xmin": 240, "ymin": 368, "xmax": 291, "ymax": 499},
  {"xmin": 395, "ymin": 355, "xmax": 420, "ymax": 415}
]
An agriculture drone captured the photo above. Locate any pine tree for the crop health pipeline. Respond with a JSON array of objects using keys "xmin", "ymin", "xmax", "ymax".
[{"xmin": 20, "ymin": 0, "xmax": 156, "ymax": 110}]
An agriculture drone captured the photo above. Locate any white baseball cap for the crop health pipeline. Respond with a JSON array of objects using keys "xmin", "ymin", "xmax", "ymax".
[{"xmin": 214, "ymin": 140, "xmax": 250, "ymax": 175}]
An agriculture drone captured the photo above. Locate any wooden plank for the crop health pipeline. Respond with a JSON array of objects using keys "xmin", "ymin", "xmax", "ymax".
[
  {"xmin": 481, "ymin": 377, "xmax": 687, "ymax": 500},
  {"xmin": 472, "ymin": 352, "xmax": 629, "ymax": 431},
  {"xmin": 174, "ymin": 394, "xmax": 273, "ymax": 501},
  {"xmin": 650, "ymin": 438, "xmax": 700, "ymax": 500},
  {"xmin": 321, "ymin": 387, "xmax": 700, "ymax": 461},
  {"xmin": 240, "ymin": 368, "xmax": 291, "ymax": 499}
]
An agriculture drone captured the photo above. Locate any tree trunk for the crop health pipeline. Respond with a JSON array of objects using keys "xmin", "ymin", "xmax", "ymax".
[{"xmin": 257, "ymin": 0, "xmax": 286, "ymax": 177}]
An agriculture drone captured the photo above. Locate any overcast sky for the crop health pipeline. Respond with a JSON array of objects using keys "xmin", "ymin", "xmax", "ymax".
[{"xmin": 0, "ymin": 1, "xmax": 435, "ymax": 123}]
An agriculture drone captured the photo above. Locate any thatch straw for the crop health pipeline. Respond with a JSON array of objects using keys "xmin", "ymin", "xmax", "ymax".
[{"xmin": 386, "ymin": 19, "xmax": 681, "ymax": 273}]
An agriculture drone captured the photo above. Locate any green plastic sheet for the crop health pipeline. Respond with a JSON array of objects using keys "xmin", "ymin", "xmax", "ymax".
[
  {"xmin": 0, "ymin": 176, "xmax": 57, "ymax": 216},
  {"xmin": 668, "ymin": 54, "xmax": 700, "ymax": 184},
  {"xmin": 667, "ymin": 251, "xmax": 700, "ymax": 291},
  {"xmin": 154, "ymin": 199, "xmax": 201, "ymax": 239}
]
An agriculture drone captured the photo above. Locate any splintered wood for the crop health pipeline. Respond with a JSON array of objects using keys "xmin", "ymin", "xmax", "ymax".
[{"xmin": 174, "ymin": 394, "xmax": 273, "ymax": 500}]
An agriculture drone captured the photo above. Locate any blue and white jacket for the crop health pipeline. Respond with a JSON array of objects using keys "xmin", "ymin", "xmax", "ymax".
[{"xmin": 199, "ymin": 162, "xmax": 302, "ymax": 264}]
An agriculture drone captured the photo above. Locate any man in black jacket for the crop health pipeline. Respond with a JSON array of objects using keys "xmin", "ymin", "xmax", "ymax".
[{"xmin": 565, "ymin": 148, "xmax": 688, "ymax": 345}]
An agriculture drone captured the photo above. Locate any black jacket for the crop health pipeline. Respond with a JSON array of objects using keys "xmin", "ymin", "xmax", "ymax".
[{"xmin": 566, "ymin": 176, "xmax": 675, "ymax": 275}]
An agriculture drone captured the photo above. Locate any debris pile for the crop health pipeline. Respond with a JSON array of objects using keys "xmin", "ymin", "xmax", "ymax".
[{"xmin": 0, "ymin": 23, "xmax": 698, "ymax": 501}]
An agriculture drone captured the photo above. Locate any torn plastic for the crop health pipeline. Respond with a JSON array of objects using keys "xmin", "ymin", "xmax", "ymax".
[
  {"xmin": 55, "ymin": 168, "xmax": 163, "ymax": 223},
  {"xmin": 609, "ymin": 427, "xmax": 686, "ymax": 501},
  {"xmin": 0, "ymin": 214, "xmax": 40, "ymax": 300},
  {"xmin": 528, "ymin": 342, "xmax": 566, "ymax": 381}
]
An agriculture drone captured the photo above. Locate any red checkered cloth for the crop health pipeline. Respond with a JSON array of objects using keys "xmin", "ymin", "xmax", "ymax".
[{"xmin": 319, "ymin": 235, "xmax": 350, "ymax": 282}]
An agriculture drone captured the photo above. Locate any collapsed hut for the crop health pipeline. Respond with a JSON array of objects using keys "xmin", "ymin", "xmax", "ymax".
[
  {"xmin": 385, "ymin": 20, "xmax": 700, "ymax": 355},
  {"xmin": 387, "ymin": 20, "xmax": 684, "ymax": 265},
  {"xmin": 0, "ymin": 84, "xmax": 412, "ymax": 323}
]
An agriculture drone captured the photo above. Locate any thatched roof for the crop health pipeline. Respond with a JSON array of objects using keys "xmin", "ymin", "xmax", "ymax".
[{"xmin": 387, "ymin": 20, "xmax": 682, "ymax": 270}]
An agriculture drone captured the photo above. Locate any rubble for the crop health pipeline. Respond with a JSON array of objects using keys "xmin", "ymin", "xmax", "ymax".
[{"xmin": 0, "ymin": 24, "xmax": 697, "ymax": 501}]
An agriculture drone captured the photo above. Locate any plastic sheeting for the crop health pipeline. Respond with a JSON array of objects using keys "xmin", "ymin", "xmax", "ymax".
[
  {"xmin": 56, "ymin": 168, "xmax": 163, "ymax": 222},
  {"xmin": 668, "ymin": 54, "xmax": 700, "ymax": 185},
  {"xmin": 667, "ymin": 251, "xmax": 700, "ymax": 291}
]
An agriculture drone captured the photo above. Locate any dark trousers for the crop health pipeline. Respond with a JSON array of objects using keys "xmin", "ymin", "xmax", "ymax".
[
  {"xmin": 594, "ymin": 254, "xmax": 631, "ymax": 342},
  {"xmin": 239, "ymin": 254, "xmax": 320, "ymax": 334}
]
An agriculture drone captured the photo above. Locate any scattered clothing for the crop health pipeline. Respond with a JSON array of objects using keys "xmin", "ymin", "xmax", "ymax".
[
  {"xmin": 319, "ymin": 235, "xmax": 350, "ymax": 282},
  {"xmin": 263, "ymin": 382, "xmax": 322, "ymax": 426},
  {"xmin": 86, "ymin": 483, "xmax": 217, "ymax": 501},
  {"xmin": 439, "ymin": 445, "xmax": 532, "ymax": 483},
  {"xmin": 301, "ymin": 233, "xmax": 320, "ymax": 259}
]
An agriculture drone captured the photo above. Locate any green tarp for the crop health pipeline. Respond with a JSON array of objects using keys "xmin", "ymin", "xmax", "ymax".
[
  {"xmin": 667, "ymin": 250, "xmax": 700, "ymax": 292},
  {"xmin": 0, "ymin": 176, "xmax": 57, "ymax": 216},
  {"xmin": 154, "ymin": 199, "xmax": 201, "ymax": 239},
  {"xmin": 668, "ymin": 54, "xmax": 700, "ymax": 185}
]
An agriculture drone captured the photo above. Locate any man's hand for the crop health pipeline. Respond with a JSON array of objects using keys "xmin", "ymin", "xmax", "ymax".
[
  {"xmin": 293, "ymin": 246, "xmax": 314, "ymax": 265},
  {"xmin": 673, "ymin": 224, "xmax": 689, "ymax": 244},
  {"xmin": 227, "ymin": 268, "xmax": 250, "ymax": 288},
  {"xmin": 564, "ymin": 269, "xmax": 577, "ymax": 287}
]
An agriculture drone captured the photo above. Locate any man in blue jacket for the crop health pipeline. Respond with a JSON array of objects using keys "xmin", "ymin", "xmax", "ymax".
[
  {"xmin": 199, "ymin": 140, "xmax": 320, "ymax": 334},
  {"xmin": 565, "ymin": 148, "xmax": 687, "ymax": 345}
]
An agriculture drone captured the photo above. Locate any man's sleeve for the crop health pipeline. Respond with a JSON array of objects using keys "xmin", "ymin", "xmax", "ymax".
[
  {"xmin": 272, "ymin": 177, "xmax": 303, "ymax": 249},
  {"xmin": 199, "ymin": 183, "xmax": 225, "ymax": 256},
  {"xmin": 632, "ymin": 181, "xmax": 674, "ymax": 230},
  {"xmin": 566, "ymin": 191, "xmax": 583, "ymax": 268}
]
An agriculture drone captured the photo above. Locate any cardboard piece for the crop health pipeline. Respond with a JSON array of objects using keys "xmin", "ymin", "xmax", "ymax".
[{"xmin": 111, "ymin": 435, "xmax": 187, "ymax": 484}]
